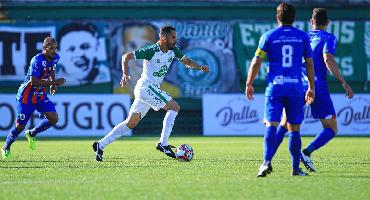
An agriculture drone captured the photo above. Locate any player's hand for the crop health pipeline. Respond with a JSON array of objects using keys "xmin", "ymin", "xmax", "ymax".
[
  {"xmin": 305, "ymin": 88, "xmax": 315, "ymax": 104},
  {"xmin": 342, "ymin": 82, "xmax": 354, "ymax": 99},
  {"xmin": 54, "ymin": 78, "xmax": 66, "ymax": 86},
  {"xmin": 50, "ymin": 84, "xmax": 57, "ymax": 95},
  {"xmin": 200, "ymin": 65, "xmax": 209, "ymax": 72},
  {"xmin": 120, "ymin": 74, "xmax": 131, "ymax": 87},
  {"xmin": 245, "ymin": 84, "xmax": 254, "ymax": 101}
]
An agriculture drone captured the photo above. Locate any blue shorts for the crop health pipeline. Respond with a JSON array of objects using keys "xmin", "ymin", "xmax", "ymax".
[
  {"xmin": 16, "ymin": 98, "xmax": 56, "ymax": 125},
  {"xmin": 310, "ymin": 92, "xmax": 336, "ymax": 119},
  {"xmin": 264, "ymin": 96, "xmax": 304, "ymax": 124}
]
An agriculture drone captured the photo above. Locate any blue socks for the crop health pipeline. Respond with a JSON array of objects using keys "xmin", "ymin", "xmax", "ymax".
[
  {"xmin": 263, "ymin": 126, "xmax": 277, "ymax": 164},
  {"xmin": 3, "ymin": 127, "xmax": 22, "ymax": 150},
  {"xmin": 271, "ymin": 125, "xmax": 288, "ymax": 157},
  {"xmin": 288, "ymin": 131, "xmax": 302, "ymax": 171},
  {"xmin": 30, "ymin": 118, "xmax": 52, "ymax": 137},
  {"xmin": 304, "ymin": 128, "xmax": 336, "ymax": 157}
]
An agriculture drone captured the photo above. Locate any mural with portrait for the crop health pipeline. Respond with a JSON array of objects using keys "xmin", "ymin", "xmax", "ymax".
[
  {"xmin": 108, "ymin": 20, "xmax": 239, "ymax": 98},
  {"xmin": 109, "ymin": 22, "xmax": 180, "ymax": 97},
  {"xmin": 56, "ymin": 22, "xmax": 111, "ymax": 87}
]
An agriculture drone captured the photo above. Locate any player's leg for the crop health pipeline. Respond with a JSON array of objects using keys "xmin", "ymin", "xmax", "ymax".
[
  {"xmin": 257, "ymin": 96, "xmax": 282, "ymax": 177},
  {"xmin": 160, "ymin": 99, "xmax": 180, "ymax": 146},
  {"xmin": 304, "ymin": 118, "xmax": 337, "ymax": 157},
  {"xmin": 28, "ymin": 111, "xmax": 57, "ymax": 137},
  {"xmin": 23, "ymin": 99, "xmax": 58, "ymax": 150},
  {"xmin": 2, "ymin": 101, "xmax": 34, "ymax": 159},
  {"xmin": 301, "ymin": 92, "xmax": 336, "ymax": 171},
  {"xmin": 303, "ymin": 93, "xmax": 337, "ymax": 156},
  {"xmin": 98, "ymin": 112, "xmax": 142, "ymax": 150},
  {"xmin": 285, "ymin": 96, "xmax": 307, "ymax": 176},
  {"xmin": 2, "ymin": 122, "xmax": 26, "ymax": 159},
  {"xmin": 272, "ymin": 94, "xmax": 306, "ymax": 158},
  {"xmin": 142, "ymin": 84, "xmax": 178, "ymax": 158},
  {"xmin": 92, "ymin": 99, "xmax": 149, "ymax": 161},
  {"xmin": 271, "ymin": 109, "xmax": 288, "ymax": 158},
  {"xmin": 154, "ymin": 99, "xmax": 180, "ymax": 158},
  {"xmin": 29, "ymin": 98, "xmax": 58, "ymax": 136},
  {"xmin": 286, "ymin": 123, "xmax": 307, "ymax": 176},
  {"xmin": 300, "ymin": 118, "xmax": 336, "ymax": 172}
]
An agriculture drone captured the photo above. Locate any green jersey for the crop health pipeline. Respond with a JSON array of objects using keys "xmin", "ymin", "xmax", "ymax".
[{"xmin": 133, "ymin": 43, "xmax": 184, "ymax": 85}]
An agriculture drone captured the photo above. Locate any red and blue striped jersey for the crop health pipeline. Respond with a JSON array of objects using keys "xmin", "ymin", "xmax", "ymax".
[{"xmin": 16, "ymin": 53, "xmax": 60, "ymax": 104}]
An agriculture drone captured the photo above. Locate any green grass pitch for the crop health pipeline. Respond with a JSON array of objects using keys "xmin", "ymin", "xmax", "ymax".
[{"xmin": 0, "ymin": 137, "xmax": 369, "ymax": 200}]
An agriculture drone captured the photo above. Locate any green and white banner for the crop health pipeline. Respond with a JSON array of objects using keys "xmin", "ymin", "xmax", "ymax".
[{"xmin": 234, "ymin": 20, "xmax": 368, "ymax": 86}]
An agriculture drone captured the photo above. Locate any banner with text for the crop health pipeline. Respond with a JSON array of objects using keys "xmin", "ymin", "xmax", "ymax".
[
  {"xmin": 0, "ymin": 94, "xmax": 131, "ymax": 137},
  {"xmin": 203, "ymin": 94, "xmax": 370, "ymax": 136},
  {"xmin": 234, "ymin": 20, "xmax": 368, "ymax": 87}
]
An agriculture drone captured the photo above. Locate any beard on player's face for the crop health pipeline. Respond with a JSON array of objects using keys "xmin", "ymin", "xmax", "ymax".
[
  {"xmin": 167, "ymin": 41, "xmax": 176, "ymax": 50},
  {"xmin": 44, "ymin": 44, "xmax": 57, "ymax": 60},
  {"xmin": 45, "ymin": 50, "xmax": 56, "ymax": 60}
]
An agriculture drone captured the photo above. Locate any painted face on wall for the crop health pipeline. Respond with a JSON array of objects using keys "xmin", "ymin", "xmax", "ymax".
[
  {"xmin": 124, "ymin": 25, "xmax": 157, "ymax": 52},
  {"xmin": 59, "ymin": 31, "xmax": 98, "ymax": 78}
]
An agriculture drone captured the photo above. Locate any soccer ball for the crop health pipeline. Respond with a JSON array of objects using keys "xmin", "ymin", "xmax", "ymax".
[{"xmin": 175, "ymin": 144, "xmax": 194, "ymax": 162}]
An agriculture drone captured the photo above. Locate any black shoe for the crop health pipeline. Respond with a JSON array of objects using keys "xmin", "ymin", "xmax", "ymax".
[
  {"xmin": 156, "ymin": 143, "xmax": 176, "ymax": 158},
  {"xmin": 291, "ymin": 168, "xmax": 309, "ymax": 176},
  {"xmin": 267, "ymin": 163, "xmax": 273, "ymax": 173},
  {"xmin": 257, "ymin": 163, "xmax": 272, "ymax": 177},
  {"xmin": 92, "ymin": 142, "xmax": 104, "ymax": 162},
  {"xmin": 301, "ymin": 151, "xmax": 316, "ymax": 172}
]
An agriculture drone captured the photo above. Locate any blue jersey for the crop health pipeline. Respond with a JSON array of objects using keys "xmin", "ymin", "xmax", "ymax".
[
  {"xmin": 16, "ymin": 53, "xmax": 60, "ymax": 104},
  {"xmin": 257, "ymin": 26, "xmax": 312, "ymax": 97},
  {"xmin": 307, "ymin": 29, "xmax": 337, "ymax": 91}
]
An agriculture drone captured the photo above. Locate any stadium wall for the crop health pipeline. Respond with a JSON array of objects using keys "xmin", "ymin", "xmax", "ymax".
[{"xmin": 0, "ymin": 2, "xmax": 369, "ymax": 136}]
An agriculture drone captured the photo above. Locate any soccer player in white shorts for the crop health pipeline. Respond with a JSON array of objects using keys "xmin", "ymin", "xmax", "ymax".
[{"xmin": 92, "ymin": 25, "xmax": 209, "ymax": 161}]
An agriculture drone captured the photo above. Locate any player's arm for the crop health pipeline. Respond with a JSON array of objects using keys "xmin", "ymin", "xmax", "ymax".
[
  {"xmin": 323, "ymin": 53, "xmax": 353, "ymax": 99},
  {"xmin": 120, "ymin": 52, "xmax": 134, "ymax": 87},
  {"xmin": 49, "ymin": 65, "xmax": 64, "ymax": 95},
  {"xmin": 303, "ymin": 33, "xmax": 315, "ymax": 104},
  {"xmin": 304, "ymin": 57, "xmax": 315, "ymax": 104},
  {"xmin": 30, "ymin": 60, "xmax": 65, "ymax": 87},
  {"xmin": 245, "ymin": 48, "xmax": 264, "ymax": 101},
  {"xmin": 30, "ymin": 75, "xmax": 65, "ymax": 87},
  {"xmin": 50, "ymin": 66, "xmax": 57, "ymax": 95},
  {"xmin": 180, "ymin": 56, "xmax": 209, "ymax": 72}
]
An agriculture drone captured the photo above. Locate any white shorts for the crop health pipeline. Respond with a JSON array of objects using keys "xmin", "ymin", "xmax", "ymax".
[{"xmin": 129, "ymin": 80, "xmax": 172, "ymax": 118}]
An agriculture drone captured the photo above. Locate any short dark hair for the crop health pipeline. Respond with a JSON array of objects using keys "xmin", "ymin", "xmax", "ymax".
[
  {"xmin": 43, "ymin": 37, "xmax": 57, "ymax": 48},
  {"xmin": 160, "ymin": 25, "xmax": 176, "ymax": 37},
  {"xmin": 57, "ymin": 23, "xmax": 99, "ymax": 44},
  {"xmin": 276, "ymin": 2, "xmax": 296, "ymax": 25},
  {"xmin": 312, "ymin": 8, "xmax": 329, "ymax": 26}
]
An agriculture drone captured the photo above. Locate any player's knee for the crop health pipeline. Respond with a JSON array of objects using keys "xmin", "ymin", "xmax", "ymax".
[
  {"xmin": 174, "ymin": 102, "xmax": 180, "ymax": 112},
  {"xmin": 125, "ymin": 115, "xmax": 140, "ymax": 129},
  {"xmin": 49, "ymin": 115, "xmax": 58, "ymax": 125},
  {"xmin": 280, "ymin": 120, "xmax": 288, "ymax": 128},
  {"xmin": 15, "ymin": 123, "xmax": 25, "ymax": 132},
  {"xmin": 321, "ymin": 119, "xmax": 338, "ymax": 134},
  {"xmin": 265, "ymin": 121, "xmax": 278, "ymax": 128},
  {"xmin": 287, "ymin": 123, "xmax": 300, "ymax": 132},
  {"xmin": 126, "ymin": 120, "xmax": 138, "ymax": 129},
  {"xmin": 167, "ymin": 101, "xmax": 180, "ymax": 112},
  {"xmin": 328, "ymin": 126, "xmax": 338, "ymax": 135}
]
